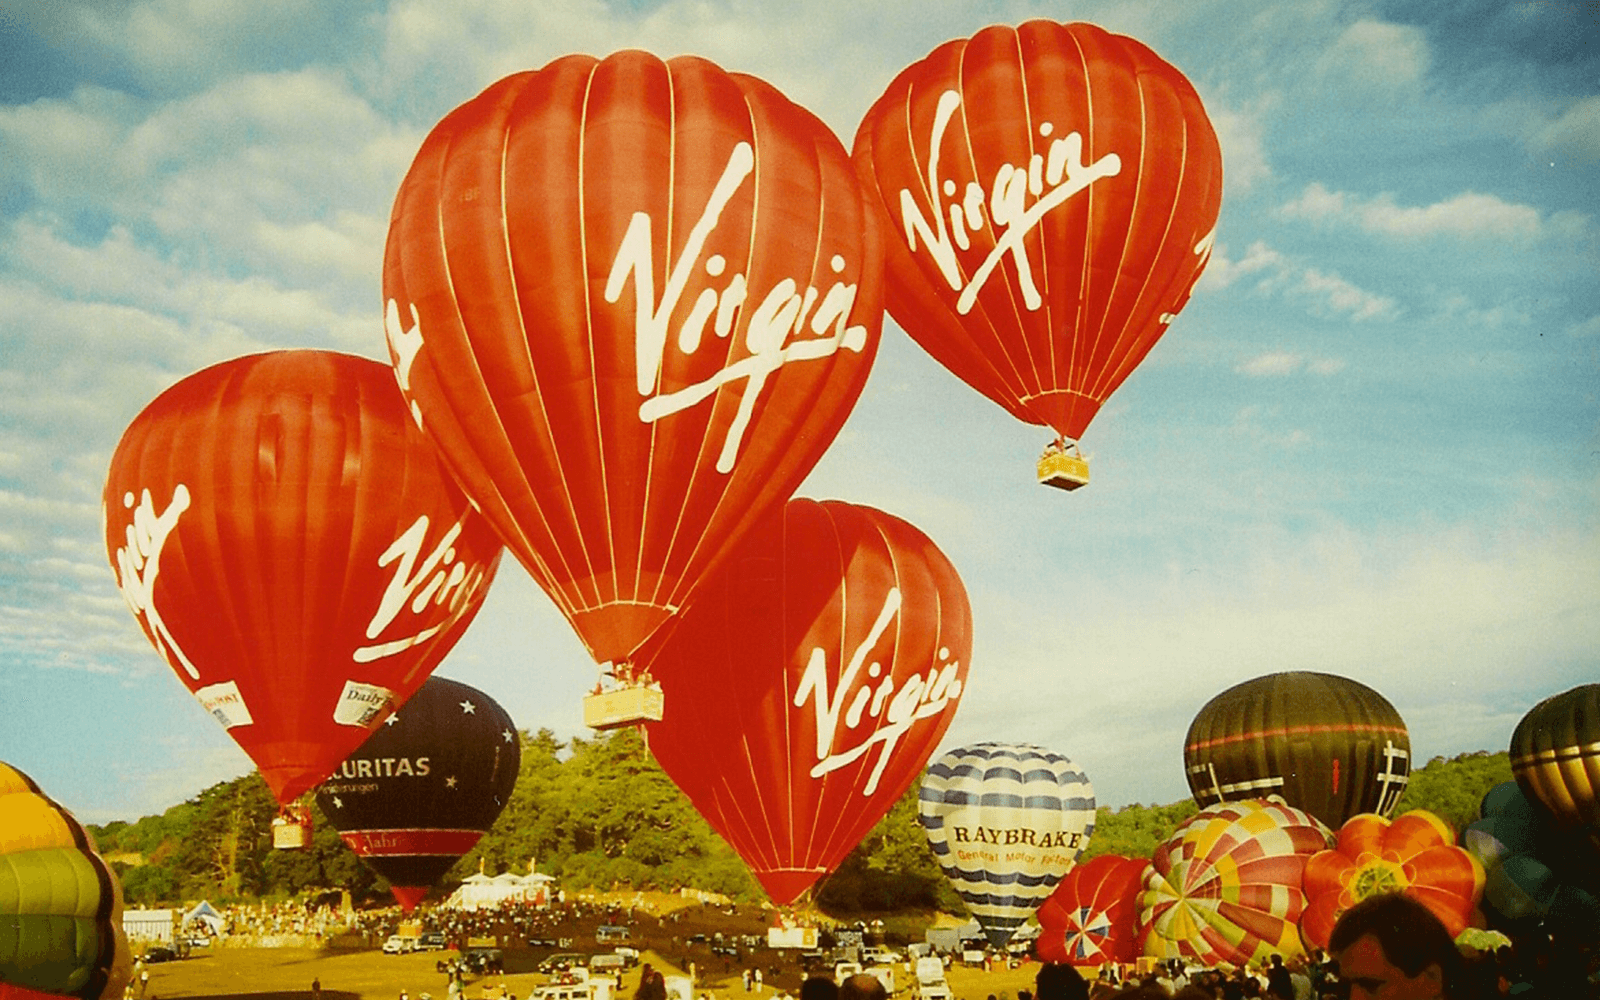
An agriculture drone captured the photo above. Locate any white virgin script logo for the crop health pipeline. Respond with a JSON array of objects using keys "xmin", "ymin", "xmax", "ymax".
[
  {"xmin": 111, "ymin": 486, "xmax": 200, "ymax": 679},
  {"xmin": 355, "ymin": 514, "xmax": 493, "ymax": 664},
  {"xmin": 605, "ymin": 141, "xmax": 871, "ymax": 472},
  {"xmin": 900, "ymin": 89, "xmax": 1123, "ymax": 315},
  {"xmin": 793, "ymin": 587, "xmax": 965, "ymax": 795}
]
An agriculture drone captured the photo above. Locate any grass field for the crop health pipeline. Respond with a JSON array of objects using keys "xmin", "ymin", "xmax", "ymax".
[{"xmin": 139, "ymin": 946, "xmax": 1045, "ymax": 1000}]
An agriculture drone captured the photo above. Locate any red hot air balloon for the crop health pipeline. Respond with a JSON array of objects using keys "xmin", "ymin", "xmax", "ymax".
[
  {"xmin": 383, "ymin": 51, "xmax": 884, "ymax": 671},
  {"xmin": 853, "ymin": 21, "xmax": 1222, "ymax": 486},
  {"xmin": 640, "ymin": 499, "xmax": 971, "ymax": 904},
  {"xmin": 316, "ymin": 676, "xmax": 520, "ymax": 912},
  {"xmin": 103, "ymin": 351, "xmax": 503, "ymax": 804},
  {"xmin": 1036, "ymin": 854, "xmax": 1149, "ymax": 967}
]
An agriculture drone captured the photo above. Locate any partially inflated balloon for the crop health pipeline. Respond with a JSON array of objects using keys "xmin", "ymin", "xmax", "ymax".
[
  {"xmin": 316, "ymin": 676, "xmax": 519, "ymax": 912},
  {"xmin": 1035, "ymin": 854, "xmax": 1149, "ymax": 967},
  {"xmin": 0, "ymin": 762, "xmax": 132, "ymax": 1000},
  {"xmin": 1464, "ymin": 781, "xmax": 1600, "ymax": 932},
  {"xmin": 1184, "ymin": 672, "xmax": 1412, "ymax": 829},
  {"xmin": 1510, "ymin": 683, "xmax": 1600, "ymax": 853},
  {"xmin": 384, "ymin": 51, "xmax": 883, "ymax": 668},
  {"xmin": 642, "ymin": 499, "xmax": 970, "ymax": 905},
  {"xmin": 854, "ymin": 20, "xmax": 1221, "ymax": 452},
  {"xmin": 1300, "ymin": 811, "xmax": 1483, "ymax": 949},
  {"xmin": 1138, "ymin": 799, "xmax": 1330, "ymax": 968},
  {"xmin": 920, "ymin": 744, "xmax": 1095, "ymax": 947},
  {"xmin": 103, "ymin": 351, "xmax": 503, "ymax": 803}
]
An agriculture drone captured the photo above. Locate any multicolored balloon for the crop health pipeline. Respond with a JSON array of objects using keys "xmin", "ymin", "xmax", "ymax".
[
  {"xmin": 1035, "ymin": 854, "xmax": 1149, "ymax": 966},
  {"xmin": 103, "ymin": 351, "xmax": 503, "ymax": 803},
  {"xmin": 383, "ymin": 50, "xmax": 884, "ymax": 669},
  {"xmin": 853, "ymin": 20, "xmax": 1222, "ymax": 456},
  {"xmin": 643, "ymin": 499, "xmax": 970, "ymax": 905},
  {"xmin": 316, "ymin": 676, "xmax": 520, "ymax": 912},
  {"xmin": 0, "ymin": 761, "xmax": 132, "ymax": 1000},
  {"xmin": 1183, "ymin": 671, "xmax": 1412, "ymax": 829},
  {"xmin": 1510, "ymin": 683, "xmax": 1600, "ymax": 853},
  {"xmin": 919, "ymin": 743, "xmax": 1095, "ymax": 947},
  {"xmin": 1138, "ymin": 798, "xmax": 1330, "ymax": 968},
  {"xmin": 1300, "ymin": 810, "xmax": 1484, "ymax": 949}
]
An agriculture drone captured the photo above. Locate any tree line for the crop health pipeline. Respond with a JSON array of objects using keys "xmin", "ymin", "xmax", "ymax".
[{"xmin": 88, "ymin": 730, "xmax": 1512, "ymax": 915}]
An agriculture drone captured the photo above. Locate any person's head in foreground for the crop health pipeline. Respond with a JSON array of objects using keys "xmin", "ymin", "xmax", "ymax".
[
  {"xmin": 1033, "ymin": 962, "xmax": 1089, "ymax": 1000},
  {"xmin": 838, "ymin": 975, "xmax": 887, "ymax": 1000},
  {"xmin": 1328, "ymin": 893, "xmax": 1464, "ymax": 1000}
]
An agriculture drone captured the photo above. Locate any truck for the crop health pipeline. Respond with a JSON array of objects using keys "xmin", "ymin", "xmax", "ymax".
[{"xmin": 914, "ymin": 956, "xmax": 950, "ymax": 1000}]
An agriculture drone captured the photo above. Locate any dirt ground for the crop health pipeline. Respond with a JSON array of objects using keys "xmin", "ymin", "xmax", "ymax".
[{"xmin": 139, "ymin": 946, "xmax": 1044, "ymax": 1000}]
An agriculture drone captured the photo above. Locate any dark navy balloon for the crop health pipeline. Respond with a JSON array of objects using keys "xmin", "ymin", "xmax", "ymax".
[{"xmin": 316, "ymin": 675, "xmax": 519, "ymax": 910}]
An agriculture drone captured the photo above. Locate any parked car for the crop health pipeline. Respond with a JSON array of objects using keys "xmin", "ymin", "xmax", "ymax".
[
  {"xmin": 142, "ymin": 946, "xmax": 179, "ymax": 964},
  {"xmin": 382, "ymin": 935, "xmax": 416, "ymax": 955},
  {"xmin": 538, "ymin": 953, "xmax": 588, "ymax": 974},
  {"xmin": 418, "ymin": 933, "xmax": 447, "ymax": 952}
]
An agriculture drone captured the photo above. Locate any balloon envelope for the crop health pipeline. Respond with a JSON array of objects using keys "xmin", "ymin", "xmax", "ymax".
[
  {"xmin": 1510, "ymin": 682, "xmax": 1600, "ymax": 853},
  {"xmin": 1138, "ymin": 798, "xmax": 1330, "ymax": 968},
  {"xmin": 0, "ymin": 761, "xmax": 132, "ymax": 1000},
  {"xmin": 1035, "ymin": 854, "xmax": 1149, "ymax": 966},
  {"xmin": 1300, "ymin": 810, "xmax": 1484, "ymax": 949},
  {"xmin": 383, "ymin": 50, "xmax": 883, "ymax": 667},
  {"xmin": 1184, "ymin": 671, "xmax": 1412, "ymax": 830},
  {"xmin": 853, "ymin": 19, "xmax": 1222, "ymax": 446},
  {"xmin": 103, "ymin": 351, "xmax": 503, "ymax": 803},
  {"xmin": 1464, "ymin": 781, "xmax": 1600, "ymax": 932},
  {"xmin": 642, "ymin": 499, "xmax": 971, "ymax": 904},
  {"xmin": 316, "ymin": 675, "xmax": 520, "ymax": 912},
  {"xmin": 920, "ymin": 743, "xmax": 1095, "ymax": 947}
]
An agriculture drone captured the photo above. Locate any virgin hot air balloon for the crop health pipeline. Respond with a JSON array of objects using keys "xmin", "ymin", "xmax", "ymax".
[
  {"xmin": 1184, "ymin": 671, "xmax": 1412, "ymax": 830},
  {"xmin": 316, "ymin": 676, "xmax": 519, "ymax": 912},
  {"xmin": 1035, "ymin": 854, "xmax": 1149, "ymax": 967},
  {"xmin": 1510, "ymin": 683, "xmax": 1600, "ymax": 853},
  {"xmin": 0, "ymin": 762, "xmax": 132, "ymax": 1000},
  {"xmin": 853, "ymin": 20, "xmax": 1222, "ymax": 488},
  {"xmin": 383, "ymin": 51, "xmax": 884, "ymax": 678},
  {"xmin": 103, "ymin": 351, "xmax": 503, "ymax": 804},
  {"xmin": 920, "ymin": 743, "xmax": 1095, "ymax": 947},
  {"xmin": 641, "ymin": 499, "xmax": 971, "ymax": 904}
]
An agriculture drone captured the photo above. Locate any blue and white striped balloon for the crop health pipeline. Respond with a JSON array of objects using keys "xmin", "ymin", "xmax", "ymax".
[{"xmin": 920, "ymin": 742, "xmax": 1096, "ymax": 947}]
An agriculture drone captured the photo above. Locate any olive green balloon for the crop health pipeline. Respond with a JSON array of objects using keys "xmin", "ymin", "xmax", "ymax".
[{"xmin": 1183, "ymin": 671, "xmax": 1411, "ymax": 829}]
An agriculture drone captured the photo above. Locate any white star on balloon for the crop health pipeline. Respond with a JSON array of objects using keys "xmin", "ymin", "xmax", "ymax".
[
  {"xmin": 385, "ymin": 713, "xmax": 400, "ymax": 726},
  {"xmin": 332, "ymin": 796, "xmax": 343, "ymax": 809},
  {"xmin": 445, "ymin": 775, "xmax": 458, "ymax": 788},
  {"xmin": 503, "ymin": 729, "xmax": 513, "ymax": 743},
  {"xmin": 460, "ymin": 700, "xmax": 476, "ymax": 714}
]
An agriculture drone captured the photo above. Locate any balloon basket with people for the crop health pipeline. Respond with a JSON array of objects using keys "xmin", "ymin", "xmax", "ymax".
[
  {"xmin": 582, "ymin": 663, "xmax": 666, "ymax": 731},
  {"xmin": 1036, "ymin": 440, "xmax": 1090, "ymax": 492}
]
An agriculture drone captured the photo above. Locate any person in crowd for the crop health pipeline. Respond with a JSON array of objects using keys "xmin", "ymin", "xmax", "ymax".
[
  {"xmin": 838, "ymin": 974, "xmax": 887, "ymax": 1000},
  {"xmin": 1265, "ymin": 955, "xmax": 1294, "ymax": 1000},
  {"xmin": 1034, "ymin": 962, "xmax": 1090, "ymax": 1000},
  {"xmin": 1327, "ymin": 893, "xmax": 1463, "ymax": 1000},
  {"xmin": 635, "ymin": 970, "xmax": 667, "ymax": 1000},
  {"xmin": 800, "ymin": 976, "xmax": 839, "ymax": 1000}
]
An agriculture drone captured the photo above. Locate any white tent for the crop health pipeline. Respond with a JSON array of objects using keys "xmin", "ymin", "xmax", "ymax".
[
  {"xmin": 123, "ymin": 908, "xmax": 176, "ymax": 943},
  {"xmin": 443, "ymin": 870, "xmax": 554, "ymax": 911},
  {"xmin": 183, "ymin": 900, "xmax": 225, "ymax": 935}
]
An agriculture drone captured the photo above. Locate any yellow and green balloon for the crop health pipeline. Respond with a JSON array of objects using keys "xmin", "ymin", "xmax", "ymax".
[{"xmin": 0, "ymin": 761, "xmax": 132, "ymax": 1000}]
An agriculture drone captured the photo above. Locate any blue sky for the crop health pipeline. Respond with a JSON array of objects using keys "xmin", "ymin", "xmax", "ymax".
[{"xmin": 0, "ymin": 0, "xmax": 1595, "ymax": 826}]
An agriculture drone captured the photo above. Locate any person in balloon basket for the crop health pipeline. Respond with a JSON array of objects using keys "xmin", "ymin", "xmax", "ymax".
[{"xmin": 1327, "ymin": 893, "xmax": 1465, "ymax": 1000}]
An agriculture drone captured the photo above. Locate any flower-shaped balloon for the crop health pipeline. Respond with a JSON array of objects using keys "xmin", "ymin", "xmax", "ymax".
[{"xmin": 1301, "ymin": 810, "xmax": 1484, "ymax": 949}]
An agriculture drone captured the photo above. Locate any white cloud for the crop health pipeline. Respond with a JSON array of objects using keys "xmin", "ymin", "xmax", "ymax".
[
  {"xmin": 1532, "ymin": 95, "xmax": 1600, "ymax": 165},
  {"xmin": 1205, "ymin": 101, "xmax": 1272, "ymax": 193},
  {"xmin": 1316, "ymin": 19, "xmax": 1430, "ymax": 91},
  {"xmin": 1297, "ymin": 267, "xmax": 1396, "ymax": 321},
  {"xmin": 1281, "ymin": 183, "xmax": 1554, "ymax": 241},
  {"xmin": 1196, "ymin": 240, "xmax": 1283, "ymax": 291},
  {"xmin": 1569, "ymin": 314, "xmax": 1600, "ymax": 339}
]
